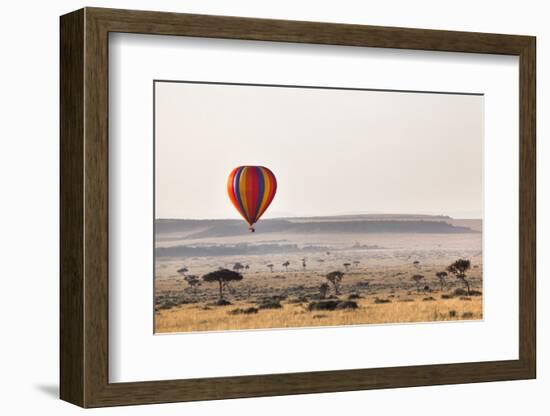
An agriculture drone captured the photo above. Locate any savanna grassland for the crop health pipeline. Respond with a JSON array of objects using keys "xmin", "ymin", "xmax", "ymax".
[{"xmin": 154, "ymin": 215, "xmax": 482, "ymax": 333}]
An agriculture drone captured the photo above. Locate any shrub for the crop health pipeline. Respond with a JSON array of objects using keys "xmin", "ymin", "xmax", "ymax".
[
  {"xmin": 213, "ymin": 299, "xmax": 232, "ymax": 306},
  {"xmin": 326, "ymin": 271, "xmax": 345, "ymax": 294},
  {"xmin": 459, "ymin": 296, "xmax": 472, "ymax": 301},
  {"xmin": 449, "ymin": 310, "xmax": 457, "ymax": 318},
  {"xmin": 348, "ymin": 293, "xmax": 363, "ymax": 300},
  {"xmin": 422, "ymin": 296, "xmax": 436, "ymax": 301},
  {"xmin": 228, "ymin": 307, "xmax": 258, "ymax": 315},
  {"xmin": 336, "ymin": 300, "xmax": 359, "ymax": 310},
  {"xmin": 157, "ymin": 301, "xmax": 175, "ymax": 310},
  {"xmin": 411, "ymin": 274, "xmax": 425, "ymax": 291},
  {"xmin": 307, "ymin": 300, "xmax": 358, "ymax": 311},
  {"xmin": 374, "ymin": 298, "xmax": 391, "ymax": 304},
  {"xmin": 452, "ymin": 288, "xmax": 468, "ymax": 296},
  {"xmin": 257, "ymin": 295, "xmax": 286, "ymax": 303},
  {"xmin": 441, "ymin": 294, "xmax": 453, "ymax": 299},
  {"xmin": 319, "ymin": 283, "xmax": 330, "ymax": 299},
  {"xmin": 258, "ymin": 300, "xmax": 282, "ymax": 309},
  {"xmin": 469, "ymin": 290, "xmax": 482, "ymax": 296},
  {"xmin": 288, "ymin": 295, "xmax": 309, "ymax": 303},
  {"xmin": 308, "ymin": 300, "xmax": 340, "ymax": 311},
  {"xmin": 462, "ymin": 312, "xmax": 474, "ymax": 319}
]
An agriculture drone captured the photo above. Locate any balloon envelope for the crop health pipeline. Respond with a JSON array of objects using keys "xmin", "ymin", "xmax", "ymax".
[{"xmin": 227, "ymin": 166, "xmax": 277, "ymax": 230}]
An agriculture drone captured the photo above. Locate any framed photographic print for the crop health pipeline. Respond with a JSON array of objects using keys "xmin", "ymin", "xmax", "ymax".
[{"xmin": 60, "ymin": 7, "xmax": 536, "ymax": 408}]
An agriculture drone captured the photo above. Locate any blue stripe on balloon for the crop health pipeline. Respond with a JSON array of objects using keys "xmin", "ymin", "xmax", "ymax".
[{"xmin": 252, "ymin": 166, "xmax": 265, "ymax": 223}]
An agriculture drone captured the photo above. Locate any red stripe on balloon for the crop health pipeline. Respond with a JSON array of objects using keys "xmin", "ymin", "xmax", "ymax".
[{"xmin": 245, "ymin": 167, "xmax": 259, "ymax": 223}]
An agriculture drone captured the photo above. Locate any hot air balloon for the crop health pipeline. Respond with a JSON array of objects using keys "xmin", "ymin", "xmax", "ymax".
[{"xmin": 227, "ymin": 166, "xmax": 277, "ymax": 232}]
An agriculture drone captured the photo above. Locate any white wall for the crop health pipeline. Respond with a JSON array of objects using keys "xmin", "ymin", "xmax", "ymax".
[{"xmin": 0, "ymin": 0, "xmax": 545, "ymax": 414}]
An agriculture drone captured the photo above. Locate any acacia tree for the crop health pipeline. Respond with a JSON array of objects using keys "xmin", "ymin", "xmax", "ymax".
[
  {"xmin": 326, "ymin": 271, "xmax": 345, "ymax": 295},
  {"xmin": 282, "ymin": 261, "xmax": 290, "ymax": 272},
  {"xmin": 202, "ymin": 269, "xmax": 243, "ymax": 302},
  {"xmin": 353, "ymin": 260, "xmax": 360, "ymax": 268},
  {"xmin": 435, "ymin": 271, "xmax": 448, "ymax": 290},
  {"xmin": 411, "ymin": 274, "xmax": 425, "ymax": 292},
  {"xmin": 266, "ymin": 263, "xmax": 274, "ymax": 273},
  {"xmin": 177, "ymin": 266, "xmax": 188, "ymax": 276},
  {"xmin": 343, "ymin": 263, "xmax": 351, "ymax": 272},
  {"xmin": 183, "ymin": 274, "xmax": 201, "ymax": 293},
  {"xmin": 447, "ymin": 259, "xmax": 472, "ymax": 295},
  {"xmin": 319, "ymin": 283, "xmax": 330, "ymax": 299},
  {"xmin": 302, "ymin": 258, "xmax": 307, "ymax": 270},
  {"xmin": 233, "ymin": 262, "xmax": 245, "ymax": 273}
]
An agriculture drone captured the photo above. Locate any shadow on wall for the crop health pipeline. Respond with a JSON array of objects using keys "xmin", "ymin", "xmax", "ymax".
[{"xmin": 34, "ymin": 384, "xmax": 58, "ymax": 399}]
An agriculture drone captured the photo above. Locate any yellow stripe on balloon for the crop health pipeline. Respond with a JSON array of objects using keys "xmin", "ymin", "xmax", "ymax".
[
  {"xmin": 258, "ymin": 167, "xmax": 271, "ymax": 217},
  {"xmin": 239, "ymin": 166, "xmax": 250, "ymax": 221}
]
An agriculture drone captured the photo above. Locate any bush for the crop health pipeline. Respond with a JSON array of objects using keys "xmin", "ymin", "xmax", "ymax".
[
  {"xmin": 469, "ymin": 290, "xmax": 482, "ymax": 296},
  {"xmin": 374, "ymin": 298, "xmax": 391, "ymax": 304},
  {"xmin": 462, "ymin": 312, "xmax": 474, "ymax": 319},
  {"xmin": 452, "ymin": 288, "xmax": 468, "ymax": 296},
  {"xmin": 398, "ymin": 298, "xmax": 415, "ymax": 302},
  {"xmin": 288, "ymin": 295, "xmax": 309, "ymax": 303},
  {"xmin": 308, "ymin": 300, "xmax": 340, "ymax": 311},
  {"xmin": 348, "ymin": 293, "xmax": 363, "ymax": 300},
  {"xmin": 441, "ymin": 294, "xmax": 453, "ymax": 299},
  {"xmin": 228, "ymin": 307, "xmax": 258, "ymax": 315},
  {"xmin": 158, "ymin": 300, "xmax": 177, "ymax": 310},
  {"xmin": 258, "ymin": 300, "xmax": 282, "ymax": 309},
  {"xmin": 449, "ymin": 310, "xmax": 457, "ymax": 318},
  {"xmin": 459, "ymin": 296, "xmax": 472, "ymax": 301},
  {"xmin": 307, "ymin": 300, "xmax": 359, "ymax": 311},
  {"xmin": 422, "ymin": 296, "xmax": 436, "ymax": 301},
  {"xmin": 212, "ymin": 299, "xmax": 232, "ymax": 306},
  {"xmin": 336, "ymin": 301, "xmax": 359, "ymax": 310},
  {"xmin": 307, "ymin": 300, "xmax": 358, "ymax": 311}
]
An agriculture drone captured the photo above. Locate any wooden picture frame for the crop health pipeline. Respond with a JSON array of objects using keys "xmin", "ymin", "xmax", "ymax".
[{"xmin": 60, "ymin": 7, "xmax": 536, "ymax": 408}]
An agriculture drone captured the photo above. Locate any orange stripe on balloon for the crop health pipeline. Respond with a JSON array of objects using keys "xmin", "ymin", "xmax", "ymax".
[
  {"xmin": 257, "ymin": 167, "xmax": 277, "ymax": 219},
  {"xmin": 227, "ymin": 167, "xmax": 239, "ymax": 210},
  {"xmin": 238, "ymin": 167, "xmax": 251, "ymax": 224},
  {"xmin": 227, "ymin": 167, "xmax": 249, "ymax": 223},
  {"xmin": 258, "ymin": 167, "xmax": 271, "ymax": 216}
]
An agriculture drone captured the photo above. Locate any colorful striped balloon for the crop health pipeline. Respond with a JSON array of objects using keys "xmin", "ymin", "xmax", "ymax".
[{"xmin": 227, "ymin": 166, "xmax": 277, "ymax": 232}]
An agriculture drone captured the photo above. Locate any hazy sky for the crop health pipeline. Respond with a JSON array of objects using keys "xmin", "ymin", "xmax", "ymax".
[{"xmin": 155, "ymin": 81, "xmax": 483, "ymax": 219}]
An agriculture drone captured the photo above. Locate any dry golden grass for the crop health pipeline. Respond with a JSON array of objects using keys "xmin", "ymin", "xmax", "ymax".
[
  {"xmin": 155, "ymin": 296, "xmax": 482, "ymax": 333},
  {"xmin": 155, "ymin": 231, "xmax": 483, "ymax": 333}
]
